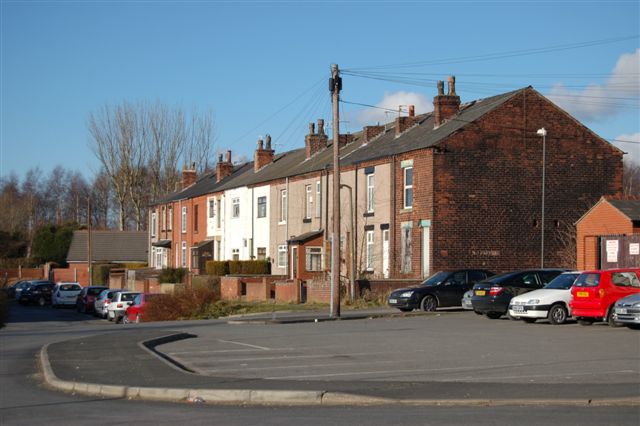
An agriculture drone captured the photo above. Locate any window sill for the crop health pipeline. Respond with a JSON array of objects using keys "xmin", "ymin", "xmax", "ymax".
[
  {"xmin": 303, "ymin": 218, "xmax": 312, "ymax": 223},
  {"xmin": 278, "ymin": 221, "xmax": 287, "ymax": 226},
  {"xmin": 363, "ymin": 212, "xmax": 374, "ymax": 218},
  {"xmin": 400, "ymin": 207, "xmax": 413, "ymax": 213}
]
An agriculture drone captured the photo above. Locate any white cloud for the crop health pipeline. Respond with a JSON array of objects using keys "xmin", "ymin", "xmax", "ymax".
[
  {"xmin": 614, "ymin": 132, "xmax": 640, "ymax": 165},
  {"xmin": 548, "ymin": 49, "xmax": 639, "ymax": 122},
  {"xmin": 358, "ymin": 91, "xmax": 433, "ymax": 125}
]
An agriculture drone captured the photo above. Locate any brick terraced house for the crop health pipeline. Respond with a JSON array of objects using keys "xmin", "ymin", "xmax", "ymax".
[{"xmin": 149, "ymin": 77, "xmax": 623, "ymax": 286}]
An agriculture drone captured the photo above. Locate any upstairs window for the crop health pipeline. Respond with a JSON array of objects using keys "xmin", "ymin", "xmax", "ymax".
[
  {"xmin": 280, "ymin": 189, "xmax": 287, "ymax": 223},
  {"xmin": 167, "ymin": 207, "xmax": 173, "ymax": 230},
  {"xmin": 366, "ymin": 174, "xmax": 375, "ymax": 213},
  {"xmin": 208, "ymin": 198, "xmax": 215, "ymax": 219},
  {"xmin": 181, "ymin": 206, "xmax": 187, "ymax": 233},
  {"xmin": 193, "ymin": 205, "xmax": 199, "ymax": 232},
  {"xmin": 232, "ymin": 198, "xmax": 240, "ymax": 218},
  {"xmin": 151, "ymin": 211, "xmax": 157, "ymax": 237},
  {"xmin": 257, "ymin": 196, "xmax": 267, "ymax": 218},
  {"xmin": 315, "ymin": 181, "xmax": 321, "ymax": 218},
  {"xmin": 305, "ymin": 185, "xmax": 312, "ymax": 219},
  {"xmin": 404, "ymin": 166, "xmax": 413, "ymax": 209}
]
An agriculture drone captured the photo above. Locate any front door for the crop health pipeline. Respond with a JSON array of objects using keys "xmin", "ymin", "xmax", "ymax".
[
  {"xmin": 291, "ymin": 247, "xmax": 298, "ymax": 280},
  {"xmin": 382, "ymin": 230, "xmax": 390, "ymax": 278}
]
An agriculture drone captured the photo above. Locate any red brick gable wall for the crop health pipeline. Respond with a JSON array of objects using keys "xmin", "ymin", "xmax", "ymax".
[{"xmin": 406, "ymin": 88, "xmax": 622, "ymax": 276}]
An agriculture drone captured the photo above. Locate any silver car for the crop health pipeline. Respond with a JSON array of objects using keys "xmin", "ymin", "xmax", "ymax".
[
  {"xmin": 94, "ymin": 289, "xmax": 122, "ymax": 319},
  {"xmin": 613, "ymin": 293, "xmax": 640, "ymax": 329}
]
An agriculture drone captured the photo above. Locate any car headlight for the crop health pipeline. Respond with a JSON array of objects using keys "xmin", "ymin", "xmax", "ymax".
[
  {"xmin": 527, "ymin": 299, "xmax": 540, "ymax": 305},
  {"xmin": 400, "ymin": 291, "xmax": 414, "ymax": 298},
  {"xmin": 633, "ymin": 302, "xmax": 640, "ymax": 308}
]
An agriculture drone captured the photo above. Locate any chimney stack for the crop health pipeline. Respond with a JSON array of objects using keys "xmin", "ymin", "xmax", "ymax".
[
  {"xmin": 254, "ymin": 134, "xmax": 275, "ymax": 172},
  {"xmin": 433, "ymin": 76, "xmax": 461, "ymax": 127},
  {"xmin": 338, "ymin": 133, "xmax": 354, "ymax": 148},
  {"xmin": 216, "ymin": 151, "xmax": 234, "ymax": 181},
  {"xmin": 305, "ymin": 118, "xmax": 328, "ymax": 159},
  {"xmin": 363, "ymin": 125, "xmax": 385, "ymax": 144},
  {"xmin": 181, "ymin": 165, "xmax": 197, "ymax": 189},
  {"xmin": 395, "ymin": 104, "xmax": 417, "ymax": 137}
]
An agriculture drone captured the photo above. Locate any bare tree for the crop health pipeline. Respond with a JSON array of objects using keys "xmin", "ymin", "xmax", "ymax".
[
  {"xmin": 623, "ymin": 160, "xmax": 640, "ymax": 197},
  {"xmin": 185, "ymin": 107, "xmax": 216, "ymax": 174},
  {"xmin": 90, "ymin": 170, "xmax": 113, "ymax": 229}
]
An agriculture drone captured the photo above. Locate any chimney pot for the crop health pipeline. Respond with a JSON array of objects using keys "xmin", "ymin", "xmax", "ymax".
[
  {"xmin": 408, "ymin": 105, "xmax": 415, "ymax": 117},
  {"xmin": 447, "ymin": 76, "xmax": 457, "ymax": 96},
  {"xmin": 226, "ymin": 150, "xmax": 232, "ymax": 163},
  {"xmin": 437, "ymin": 80, "xmax": 445, "ymax": 96},
  {"xmin": 309, "ymin": 122, "xmax": 315, "ymax": 135},
  {"xmin": 257, "ymin": 137, "xmax": 264, "ymax": 150},
  {"xmin": 317, "ymin": 119, "xmax": 325, "ymax": 135},
  {"xmin": 265, "ymin": 134, "xmax": 272, "ymax": 149}
]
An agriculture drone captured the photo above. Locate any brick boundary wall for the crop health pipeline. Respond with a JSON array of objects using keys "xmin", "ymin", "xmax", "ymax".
[
  {"xmin": 274, "ymin": 280, "xmax": 300, "ymax": 303},
  {"xmin": 221, "ymin": 275, "xmax": 287, "ymax": 301}
]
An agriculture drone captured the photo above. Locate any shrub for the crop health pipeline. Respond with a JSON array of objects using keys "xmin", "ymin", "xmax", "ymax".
[
  {"xmin": 92, "ymin": 263, "xmax": 117, "ymax": 286},
  {"xmin": 241, "ymin": 260, "xmax": 271, "ymax": 275},
  {"xmin": 158, "ymin": 267, "xmax": 188, "ymax": 284},
  {"xmin": 145, "ymin": 286, "xmax": 218, "ymax": 321},
  {"xmin": 205, "ymin": 261, "xmax": 229, "ymax": 276}
]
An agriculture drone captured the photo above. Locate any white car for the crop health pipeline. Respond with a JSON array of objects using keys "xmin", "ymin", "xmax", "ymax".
[
  {"xmin": 508, "ymin": 272, "xmax": 580, "ymax": 324},
  {"xmin": 51, "ymin": 283, "xmax": 82, "ymax": 307},
  {"xmin": 94, "ymin": 289, "xmax": 122, "ymax": 319},
  {"xmin": 106, "ymin": 291, "xmax": 140, "ymax": 323}
]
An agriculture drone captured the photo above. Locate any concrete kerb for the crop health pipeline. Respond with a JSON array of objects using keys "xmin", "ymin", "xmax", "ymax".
[
  {"xmin": 227, "ymin": 310, "xmax": 444, "ymax": 325},
  {"xmin": 39, "ymin": 338, "xmax": 640, "ymax": 407}
]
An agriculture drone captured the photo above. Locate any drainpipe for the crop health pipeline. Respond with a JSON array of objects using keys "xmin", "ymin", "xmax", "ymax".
[{"xmin": 251, "ymin": 187, "xmax": 255, "ymax": 260}]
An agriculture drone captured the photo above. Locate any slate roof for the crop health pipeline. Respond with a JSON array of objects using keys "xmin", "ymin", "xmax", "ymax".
[
  {"xmin": 67, "ymin": 231, "xmax": 148, "ymax": 263},
  {"xmin": 609, "ymin": 199, "xmax": 640, "ymax": 221},
  {"xmin": 151, "ymin": 87, "xmax": 542, "ymax": 204}
]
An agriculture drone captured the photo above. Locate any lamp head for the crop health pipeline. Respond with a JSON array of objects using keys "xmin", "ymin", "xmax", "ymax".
[{"xmin": 536, "ymin": 128, "xmax": 547, "ymax": 137}]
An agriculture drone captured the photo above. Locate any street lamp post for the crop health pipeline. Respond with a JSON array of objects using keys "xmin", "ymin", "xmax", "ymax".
[{"xmin": 537, "ymin": 128, "xmax": 547, "ymax": 268}]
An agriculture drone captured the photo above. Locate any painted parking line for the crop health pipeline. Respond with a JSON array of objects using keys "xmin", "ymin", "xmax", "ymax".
[{"xmin": 216, "ymin": 339, "xmax": 272, "ymax": 351}]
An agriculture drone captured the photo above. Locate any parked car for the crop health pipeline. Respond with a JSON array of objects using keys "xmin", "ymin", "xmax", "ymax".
[
  {"xmin": 18, "ymin": 280, "xmax": 55, "ymax": 306},
  {"xmin": 5, "ymin": 280, "xmax": 29, "ymax": 299},
  {"xmin": 570, "ymin": 268, "xmax": 640, "ymax": 326},
  {"xmin": 106, "ymin": 291, "xmax": 140, "ymax": 323},
  {"xmin": 388, "ymin": 270, "xmax": 494, "ymax": 312},
  {"xmin": 508, "ymin": 271, "xmax": 580, "ymax": 324},
  {"xmin": 123, "ymin": 293, "xmax": 161, "ymax": 324},
  {"xmin": 76, "ymin": 286, "xmax": 109, "ymax": 313},
  {"xmin": 612, "ymin": 293, "xmax": 640, "ymax": 329},
  {"xmin": 94, "ymin": 289, "xmax": 122, "ymax": 319},
  {"xmin": 51, "ymin": 282, "xmax": 82, "ymax": 307},
  {"xmin": 471, "ymin": 269, "xmax": 566, "ymax": 319}
]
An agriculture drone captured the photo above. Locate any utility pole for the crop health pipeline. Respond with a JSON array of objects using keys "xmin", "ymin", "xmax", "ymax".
[
  {"xmin": 330, "ymin": 64, "xmax": 342, "ymax": 318},
  {"xmin": 87, "ymin": 197, "xmax": 93, "ymax": 286}
]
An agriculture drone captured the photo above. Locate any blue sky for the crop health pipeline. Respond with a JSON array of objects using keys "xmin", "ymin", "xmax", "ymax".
[{"xmin": 1, "ymin": 0, "xmax": 639, "ymax": 180}]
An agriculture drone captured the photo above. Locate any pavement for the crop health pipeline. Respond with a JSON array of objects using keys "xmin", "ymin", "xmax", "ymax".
[{"xmin": 40, "ymin": 308, "xmax": 640, "ymax": 407}]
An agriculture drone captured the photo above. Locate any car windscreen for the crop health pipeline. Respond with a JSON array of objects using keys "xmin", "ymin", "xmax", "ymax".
[
  {"xmin": 121, "ymin": 293, "xmax": 140, "ymax": 302},
  {"xmin": 420, "ymin": 271, "xmax": 449, "ymax": 286},
  {"xmin": 573, "ymin": 273, "xmax": 600, "ymax": 287},
  {"xmin": 59, "ymin": 284, "xmax": 81, "ymax": 291},
  {"xmin": 544, "ymin": 273, "xmax": 579, "ymax": 290}
]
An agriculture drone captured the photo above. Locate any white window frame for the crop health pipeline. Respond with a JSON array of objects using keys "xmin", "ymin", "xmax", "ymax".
[
  {"xmin": 155, "ymin": 248, "xmax": 162, "ymax": 270},
  {"xmin": 305, "ymin": 246, "xmax": 323, "ymax": 272},
  {"xmin": 151, "ymin": 247, "xmax": 156, "ymax": 268},
  {"xmin": 366, "ymin": 174, "xmax": 375, "ymax": 213},
  {"xmin": 232, "ymin": 248, "xmax": 240, "ymax": 261},
  {"xmin": 167, "ymin": 207, "xmax": 173, "ymax": 231},
  {"xmin": 208, "ymin": 198, "xmax": 215, "ymax": 219},
  {"xmin": 151, "ymin": 211, "xmax": 157, "ymax": 237},
  {"xmin": 162, "ymin": 207, "xmax": 166, "ymax": 231},
  {"xmin": 305, "ymin": 184, "xmax": 312, "ymax": 219},
  {"xmin": 278, "ymin": 244, "xmax": 288, "ymax": 268},
  {"xmin": 404, "ymin": 166, "xmax": 413, "ymax": 209},
  {"xmin": 279, "ymin": 189, "xmax": 287, "ymax": 223},
  {"xmin": 216, "ymin": 198, "xmax": 221, "ymax": 228},
  {"xmin": 366, "ymin": 230, "xmax": 374, "ymax": 271},
  {"xmin": 232, "ymin": 197, "xmax": 240, "ymax": 219},
  {"xmin": 181, "ymin": 241, "xmax": 187, "ymax": 267},
  {"xmin": 315, "ymin": 181, "xmax": 321, "ymax": 218},
  {"xmin": 181, "ymin": 206, "xmax": 187, "ymax": 233}
]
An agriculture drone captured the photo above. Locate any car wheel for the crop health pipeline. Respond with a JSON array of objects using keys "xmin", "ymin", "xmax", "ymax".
[
  {"xmin": 577, "ymin": 317, "xmax": 594, "ymax": 326},
  {"xmin": 135, "ymin": 314, "xmax": 141, "ymax": 324},
  {"xmin": 548, "ymin": 304, "xmax": 568, "ymax": 325},
  {"xmin": 486, "ymin": 312, "xmax": 502, "ymax": 319},
  {"xmin": 38, "ymin": 297, "xmax": 46, "ymax": 307},
  {"xmin": 420, "ymin": 295, "xmax": 437, "ymax": 312},
  {"xmin": 606, "ymin": 307, "xmax": 623, "ymax": 328}
]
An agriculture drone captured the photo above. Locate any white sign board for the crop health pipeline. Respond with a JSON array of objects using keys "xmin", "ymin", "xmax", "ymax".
[
  {"xmin": 606, "ymin": 240, "xmax": 619, "ymax": 263},
  {"xmin": 630, "ymin": 243, "xmax": 640, "ymax": 256}
]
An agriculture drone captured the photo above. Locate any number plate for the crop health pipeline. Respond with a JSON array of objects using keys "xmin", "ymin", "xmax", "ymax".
[
  {"xmin": 615, "ymin": 308, "xmax": 627, "ymax": 315},
  {"xmin": 512, "ymin": 305, "xmax": 525, "ymax": 312},
  {"xmin": 577, "ymin": 291, "xmax": 589, "ymax": 298},
  {"xmin": 475, "ymin": 290, "xmax": 486, "ymax": 296},
  {"xmin": 389, "ymin": 298, "xmax": 397, "ymax": 304}
]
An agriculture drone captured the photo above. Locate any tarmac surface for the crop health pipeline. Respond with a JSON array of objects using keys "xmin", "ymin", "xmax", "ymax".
[{"xmin": 41, "ymin": 308, "xmax": 640, "ymax": 406}]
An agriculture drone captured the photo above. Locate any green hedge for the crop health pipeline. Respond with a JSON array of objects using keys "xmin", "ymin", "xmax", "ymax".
[
  {"xmin": 205, "ymin": 260, "xmax": 270, "ymax": 276},
  {"xmin": 158, "ymin": 267, "xmax": 188, "ymax": 284}
]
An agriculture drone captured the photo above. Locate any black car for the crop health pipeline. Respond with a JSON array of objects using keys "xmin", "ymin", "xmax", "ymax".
[
  {"xmin": 5, "ymin": 280, "xmax": 29, "ymax": 299},
  {"xmin": 18, "ymin": 280, "xmax": 55, "ymax": 306},
  {"xmin": 470, "ymin": 269, "xmax": 566, "ymax": 319},
  {"xmin": 388, "ymin": 269, "xmax": 494, "ymax": 312}
]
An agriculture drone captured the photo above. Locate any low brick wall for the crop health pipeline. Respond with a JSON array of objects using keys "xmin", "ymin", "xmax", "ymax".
[
  {"xmin": 0, "ymin": 267, "xmax": 44, "ymax": 285},
  {"xmin": 275, "ymin": 280, "xmax": 300, "ymax": 303},
  {"xmin": 221, "ymin": 275, "xmax": 286, "ymax": 301},
  {"xmin": 52, "ymin": 268, "xmax": 89, "ymax": 284},
  {"xmin": 306, "ymin": 279, "xmax": 331, "ymax": 304},
  {"xmin": 356, "ymin": 279, "xmax": 421, "ymax": 298}
]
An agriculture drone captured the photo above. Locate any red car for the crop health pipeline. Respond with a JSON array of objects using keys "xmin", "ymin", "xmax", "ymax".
[
  {"xmin": 570, "ymin": 268, "xmax": 640, "ymax": 326},
  {"xmin": 76, "ymin": 286, "xmax": 108, "ymax": 313},
  {"xmin": 123, "ymin": 293, "xmax": 160, "ymax": 323}
]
